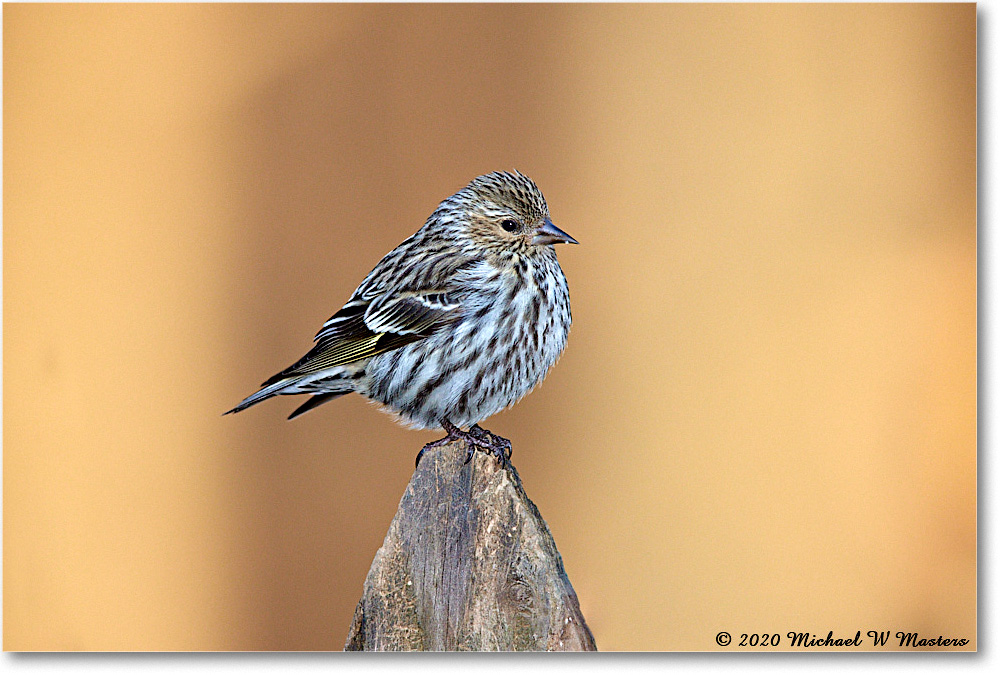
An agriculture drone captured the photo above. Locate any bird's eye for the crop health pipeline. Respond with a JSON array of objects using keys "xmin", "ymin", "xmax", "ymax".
[{"xmin": 500, "ymin": 219, "xmax": 518, "ymax": 233}]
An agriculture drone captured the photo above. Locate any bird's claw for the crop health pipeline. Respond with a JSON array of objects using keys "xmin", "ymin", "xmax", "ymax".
[
  {"xmin": 464, "ymin": 424, "xmax": 512, "ymax": 466},
  {"xmin": 415, "ymin": 421, "xmax": 513, "ymax": 468},
  {"xmin": 415, "ymin": 434, "xmax": 456, "ymax": 468},
  {"xmin": 469, "ymin": 424, "xmax": 513, "ymax": 462}
]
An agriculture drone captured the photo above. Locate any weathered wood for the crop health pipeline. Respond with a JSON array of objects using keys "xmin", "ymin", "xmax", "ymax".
[{"xmin": 345, "ymin": 439, "xmax": 596, "ymax": 651}]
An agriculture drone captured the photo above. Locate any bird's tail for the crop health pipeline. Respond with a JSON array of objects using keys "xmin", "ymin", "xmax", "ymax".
[
  {"xmin": 286, "ymin": 391, "xmax": 348, "ymax": 420},
  {"xmin": 223, "ymin": 379, "xmax": 293, "ymax": 416}
]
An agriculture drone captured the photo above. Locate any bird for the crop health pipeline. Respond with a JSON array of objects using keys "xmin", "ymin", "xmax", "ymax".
[{"xmin": 225, "ymin": 171, "xmax": 577, "ymax": 467}]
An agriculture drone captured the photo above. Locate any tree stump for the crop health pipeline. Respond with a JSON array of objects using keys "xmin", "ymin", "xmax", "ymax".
[{"xmin": 345, "ymin": 439, "xmax": 597, "ymax": 651}]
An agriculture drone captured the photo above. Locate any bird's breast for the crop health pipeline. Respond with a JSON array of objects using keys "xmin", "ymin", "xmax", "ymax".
[{"xmin": 362, "ymin": 255, "xmax": 570, "ymax": 429}]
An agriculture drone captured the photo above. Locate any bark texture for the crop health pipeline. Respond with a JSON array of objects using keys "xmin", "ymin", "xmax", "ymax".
[{"xmin": 345, "ymin": 439, "xmax": 596, "ymax": 651}]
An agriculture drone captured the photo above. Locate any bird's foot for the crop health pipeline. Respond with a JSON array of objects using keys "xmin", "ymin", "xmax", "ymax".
[
  {"xmin": 469, "ymin": 424, "xmax": 513, "ymax": 463},
  {"xmin": 415, "ymin": 420, "xmax": 512, "ymax": 468},
  {"xmin": 415, "ymin": 432, "xmax": 458, "ymax": 468}
]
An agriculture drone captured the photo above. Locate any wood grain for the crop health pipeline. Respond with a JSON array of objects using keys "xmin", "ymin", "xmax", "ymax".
[{"xmin": 345, "ymin": 440, "xmax": 596, "ymax": 651}]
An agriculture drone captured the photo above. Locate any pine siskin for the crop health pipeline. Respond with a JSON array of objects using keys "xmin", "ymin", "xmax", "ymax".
[{"xmin": 226, "ymin": 171, "xmax": 577, "ymax": 466}]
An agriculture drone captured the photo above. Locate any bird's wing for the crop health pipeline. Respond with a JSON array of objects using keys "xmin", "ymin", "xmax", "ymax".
[
  {"xmin": 260, "ymin": 288, "xmax": 463, "ymax": 386},
  {"xmin": 363, "ymin": 290, "xmax": 463, "ymax": 335},
  {"xmin": 260, "ymin": 237, "xmax": 478, "ymax": 387}
]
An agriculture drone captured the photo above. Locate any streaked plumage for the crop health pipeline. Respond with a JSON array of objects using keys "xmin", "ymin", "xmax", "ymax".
[{"xmin": 226, "ymin": 171, "xmax": 576, "ymax": 464}]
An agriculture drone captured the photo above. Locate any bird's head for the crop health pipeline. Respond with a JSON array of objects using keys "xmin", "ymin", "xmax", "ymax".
[{"xmin": 437, "ymin": 171, "xmax": 578, "ymax": 257}]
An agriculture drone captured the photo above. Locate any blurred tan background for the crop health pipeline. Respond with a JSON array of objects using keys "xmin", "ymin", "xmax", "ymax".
[{"xmin": 3, "ymin": 3, "xmax": 976, "ymax": 651}]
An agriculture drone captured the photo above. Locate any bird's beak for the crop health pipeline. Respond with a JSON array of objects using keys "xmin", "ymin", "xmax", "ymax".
[{"xmin": 532, "ymin": 218, "xmax": 580, "ymax": 246}]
